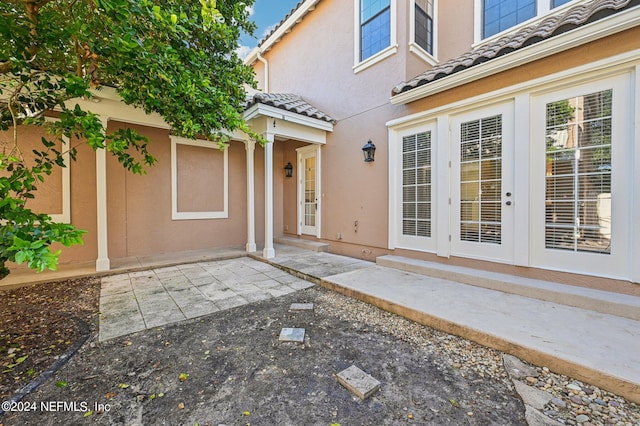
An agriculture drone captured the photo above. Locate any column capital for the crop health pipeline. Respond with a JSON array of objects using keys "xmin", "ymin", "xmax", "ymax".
[{"xmin": 262, "ymin": 132, "xmax": 275, "ymax": 143}]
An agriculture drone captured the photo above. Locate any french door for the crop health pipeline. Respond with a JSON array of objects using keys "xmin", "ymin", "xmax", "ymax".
[
  {"xmin": 450, "ymin": 103, "xmax": 515, "ymax": 262},
  {"xmin": 298, "ymin": 146, "xmax": 320, "ymax": 236}
]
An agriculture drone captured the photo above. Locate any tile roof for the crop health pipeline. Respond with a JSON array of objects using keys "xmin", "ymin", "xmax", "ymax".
[
  {"xmin": 392, "ymin": 0, "xmax": 640, "ymax": 96},
  {"xmin": 258, "ymin": 1, "xmax": 307, "ymax": 47},
  {"xmin": 246, "ymin": 93, "xmax": 336, "ymax": 123}
]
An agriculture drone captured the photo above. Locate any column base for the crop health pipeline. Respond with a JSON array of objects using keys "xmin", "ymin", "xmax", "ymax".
[
  {"xmin": 96, "ymin": 258, "xmax": 111, "ymax": 272},
  {"xmin": 262, "ymin": 247, "xmax": 275, "ymax": 259},
  {"xmin": 246, "ymin": 243, "xmax": 257, "ymax": 253}
]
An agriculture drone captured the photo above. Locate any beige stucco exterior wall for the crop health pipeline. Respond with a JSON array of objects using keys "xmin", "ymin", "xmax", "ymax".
[
  {"xmin": 248, "ymin": 0, "xmax": 482, "ymax": 259},
  {"xmin": 0, "ymin": 125, "xmax": 99, "ymax": 265},
  {"xmin": 404, "ymin": 0, "xmax": 475, "ymax": 81},
  {"xmin": 254, "ymin": 0, "xmax": 424, "ymax": 256},
  {"xmin": 106, "ymin": 122, "xmax": 248, "ymax": 259},
  {"xmin": 0, "ymin": 125, "xmax": 64, "ymax": 214},
  {"xmin": 61, "ymin": 140, "xmax": 98, "ymax": 263}
]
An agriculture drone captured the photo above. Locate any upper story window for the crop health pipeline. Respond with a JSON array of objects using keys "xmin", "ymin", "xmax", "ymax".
[
  {"xmin": 360, "ymin": 0, "xmax": 391, "ymax": 61},
  {"xmin": 482, "ymin": 0, "xmax": 577, "ymax": 39},
  {"xmin": 414, "ymin": 0, "xmax": 434, "ymax": 54}
]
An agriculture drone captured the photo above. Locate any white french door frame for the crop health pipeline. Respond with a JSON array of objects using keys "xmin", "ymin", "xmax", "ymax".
[
  {"xmin": 530, "ymin": 73, "xmax": 632, "ymax": 279},
  {"xmin": 450, "ymin": 101, "xmax": 516, "ymax": 263},
  {"xmin": 296, "ymin": 144, "xmax": 321, "ymax": 237}
]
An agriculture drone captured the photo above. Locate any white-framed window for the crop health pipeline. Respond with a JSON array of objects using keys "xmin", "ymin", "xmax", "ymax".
[
  {"xmin": 170, "ymin": 136, "xmax": 228, "ymax": 220},
  {"xmin": 390, "ymin": 123, "xmax": 437, "ymax": 252},
  {"xmin": 477, "ymin": 0, "xmax": 580, "ymax": 41},
  {"xmin": 530, "ymin": 73, "xmax": 632, "ymax": 278},
  {"xmin": 410, "ymin": 0, "xmax": 437, "ymax": 63},
  {"xmin": 354, "ymin": 0, "xmax": 397, "ymax": 73}
]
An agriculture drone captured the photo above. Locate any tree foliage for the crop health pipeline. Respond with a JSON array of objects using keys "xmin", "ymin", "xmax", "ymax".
[{"xmin": 0, "ymin": 0, "xmax": 257, "ymax": 278}]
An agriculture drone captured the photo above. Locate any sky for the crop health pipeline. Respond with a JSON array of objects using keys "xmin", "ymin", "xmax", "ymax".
[{"xmin": 237, "ymin": 0, "xmax": 301, "ymax": 59}]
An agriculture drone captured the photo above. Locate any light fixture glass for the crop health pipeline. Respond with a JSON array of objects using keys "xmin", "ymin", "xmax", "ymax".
[
  {"xmin": 362, "ymin": 140, "xmax": 376, "ymax": 162},
  {"xmin": 284, "ymin": 162, "xmax": 293, "ymax": 177}
]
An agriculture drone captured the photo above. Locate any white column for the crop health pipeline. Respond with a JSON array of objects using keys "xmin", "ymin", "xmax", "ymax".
[
  {"xmin": 245, "ymin": 139, "xmax": 257, "ymax": 253},
  {"xmin": 263, "ymin": 134, "xmax": 275, "ymax": 259},
  {"xmin": 95, "ymin": 118, "xmax": 110, "ymax": 271}
]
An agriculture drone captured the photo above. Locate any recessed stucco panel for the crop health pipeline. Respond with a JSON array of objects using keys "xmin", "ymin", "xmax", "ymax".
[
  {"xmin": 1, "ymin": 124, "xmax": 97, "ymax": 266},
  {"xmin": 0, "ymin": 125, "xmax": 63, "ymax": 214},
  {"xmin": 105, "ymin": 122, "xmax": 247, "ymax": 258},
  {"xmin": 176, "ymin": 143, "xmax": 225, "ymax": 213}
]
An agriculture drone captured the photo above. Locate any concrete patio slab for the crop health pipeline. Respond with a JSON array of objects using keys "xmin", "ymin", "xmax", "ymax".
[{"xmin": 98, "ymin": 257, "xmax": 316, "ymax": 341}]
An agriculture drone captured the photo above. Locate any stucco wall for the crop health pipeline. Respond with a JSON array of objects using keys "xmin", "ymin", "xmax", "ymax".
[
  {"xmin": 106, "ymin": 122, "xmax": 248, "ymax": 259},
  {"xmin": 0, "ymin": 124, "xmax": 99, "ymax": 265}
]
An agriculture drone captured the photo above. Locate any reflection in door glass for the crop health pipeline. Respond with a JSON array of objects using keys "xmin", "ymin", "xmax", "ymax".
[
  {"xmin": 460, "ymin": 115, "xmax": 502, "ymax": 244},
  {"xmin": 304, "ymin": 157, "xmax": 316, "ymax": 227},
  {"xmin": 545, "ymin": 90, "xmax": 612, "ymax": 254}
]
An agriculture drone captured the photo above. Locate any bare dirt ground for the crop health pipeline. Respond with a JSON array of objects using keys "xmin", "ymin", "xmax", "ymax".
[{"xmin": 0, "ymin": 279, "xmax": 527, "ymax": 425}]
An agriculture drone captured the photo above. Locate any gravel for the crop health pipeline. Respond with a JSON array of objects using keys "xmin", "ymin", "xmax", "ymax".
[{"xmin": 315, "ymin": 290, "xmax": 640, "ymax": 426}]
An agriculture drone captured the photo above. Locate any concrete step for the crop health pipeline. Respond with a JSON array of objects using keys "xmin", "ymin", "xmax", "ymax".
[
  {"xmin": 376, "ymin": 255, "xmax": 640, "ymax": 321},
  {"xmin": 275, "ymin": 236, "xmax": 329, "ymax": 252},
  {"xmin": 320, "ymin": 265, "xmax": 640, "ymax": 404}
]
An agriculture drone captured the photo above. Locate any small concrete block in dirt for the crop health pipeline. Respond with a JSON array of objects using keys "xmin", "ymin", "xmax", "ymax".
[
  {"xmin": 279, "ymin": 328, "xmax": 305, "ymax": 342},
  {"xmin": 290, "ymin": 303, "xmax": 314, "ymax": 311},
  {"xmin": 336, "ymin": 365, "xmax": 381, "ymax": 400}
]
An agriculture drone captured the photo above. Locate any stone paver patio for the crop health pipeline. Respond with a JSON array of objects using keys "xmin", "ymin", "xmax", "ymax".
[{"xmin": 98, "ymin": 257, "xmax": 313, "ymax": 341}]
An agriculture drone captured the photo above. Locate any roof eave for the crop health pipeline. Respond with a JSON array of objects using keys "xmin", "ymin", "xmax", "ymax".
[
  {"xmin": 243, "ymin": 103, "xmax": 334, "ymax": 132},
  {"xmin": 244, "ymin": 0, "xmax": 322, "ymax": 66},
  {"xmin": 390, "ymin": 5, "xmax": 640, "ymax": 106}
]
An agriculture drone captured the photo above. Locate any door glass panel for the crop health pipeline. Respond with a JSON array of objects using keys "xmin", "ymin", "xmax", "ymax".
[
  {"xmin": 402, "ymin": 132, "xmax": 432, "ymax": 237},
  {"xmin": 544, "ymin": 89, "xmax": 612, "ymax": 254},
  {"xmin": 459, "ymin": 115, "xmax": 502, "ymax": 244},
  {"xmin": 304, "ymin": 157, "xmax": 316, "ymax": 227}
]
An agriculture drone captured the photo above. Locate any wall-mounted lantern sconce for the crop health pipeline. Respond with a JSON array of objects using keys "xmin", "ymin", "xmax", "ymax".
[
  {"xmin": 362, "ymin": 139, "xmax": 376, "ymax": 162},
  {"xmin": 284, "ymin": 162, "xmax": 293, "ymax": 178}
]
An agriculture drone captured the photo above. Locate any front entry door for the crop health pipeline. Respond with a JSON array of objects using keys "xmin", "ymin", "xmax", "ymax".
[
  {"xmin": 450, "ymin": 103, "xmax": 515, "ymax": 262},
  {"xmin": 298, "ymin": 146, "xmax": 319, "ymax": 236}
]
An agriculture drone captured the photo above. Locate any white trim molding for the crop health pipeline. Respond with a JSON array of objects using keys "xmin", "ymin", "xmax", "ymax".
[
  {"xmin": 408, "ymin": 0, "xmax": 438, "ymax": 66},
  {"xmin": 263, "ymin": 133, "xmax": 276, "ymax": 259},
  {"xmin": 244, "ymin": 139, "xmax": 257, "ymax": 253},
  {"xmin": 170, "ymin": 136, "xmax": 229, "ymax": 220},
  {"xmin": 43, "ymin": 118, "xmax": 71, "ymax": 224},
  {"xmin": 353, "ymin": 0, "xmax": 398, "ymax": 74},
  {"xmin": 388, "ymin": 122, "xmax": 438, "ymax": 253},
  {"xmin": 296, "ymin": 144, "xmax": 322, "ymax": 238},
  {"xmin": 95, "ymin": 117, "xmax": 110, "ymax": 272}
]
